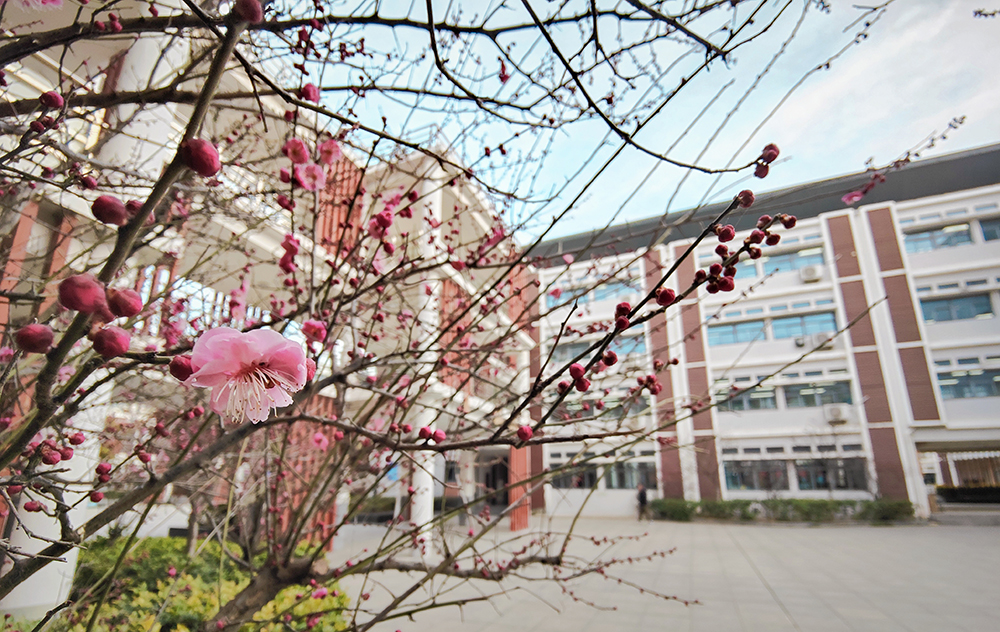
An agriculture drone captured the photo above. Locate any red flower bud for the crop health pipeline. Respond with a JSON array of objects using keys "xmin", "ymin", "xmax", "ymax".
[
  {"xmin": 90, "ymin": 195, "xmax": 128, "ymax": 226},
  {"xmin": 557, "ymin": 380, "xmax": 571, "ymax": 393},
  {"xmin": 80, "ymin": 175, "xmax": 99, "ymax": 190},
  {"xmin": 98, "ymin": 473, "xmax": 111, "ymax": 483},
  {"xmin": 232, "ymin": 0, "xmax": 264, "ymax": 23},
  {"xmin": 569, "ymin": 363, "xmax": 585, "ymax": 380},
  {"xmin": 106, "ymin": 288, "xmax": 143, "ymax": 318},
  {"xmin": 709, "ymin": 263, "xmax": 723, "ymax": 277},
  {"xmin": 748, "ymin": 229, "xmax": 765, "ymax": 245},
  {"xmin": 24, "ymin": 500, "xmax": 43, "ymax": 512},
  {"xmin": 58, "ymin": 446, "xmax": 74, "ymax": 460},
  {"xmin": 718, "ymin": 276, "xmax": 736, "ymax": 292},
  {"xmin": 39, "ymin": 91, "xmax": 64, "ymax": 109},
  {"xmin": 89, "ymin": 491, "xmax": 104, "ymax": 502},
  {"xmin": 516, "ymin": 426, "xmax": 533, "ymax": 441},
  {"xmin": 737, "ymin": 189, "xmax": 755, "ymax": 208},
  {"xmin": 59, "ymin": 274, "xmax": 107, "ymax": 314},
  {"xmin": 761, "ymin": 143, "xmax": 780, "ymax": 164},
  {"xmin": 655, "ymin": 288, "xmax": 676, "ymax": 306},
  {"xmin": 602, "ymin": 350, "xmax": 618, "ymax": 365},
  {"xmin": 299, "ymin": 83, "xmax": 321, "ymax": 103},
  {"xmin": 169, "ymin": 355, "xmax": 194, "ymax": 381},
  {"xmin": 6, "ymin": 484, "xmax": 23, "ymax": 494},
  {"xmin": 615, "ymin": 315, "xmax": 629, "ymax": 330},
  {"xmin": 92, "ymin": 326, "xmax": 130, "ymax": 358},
  {"xmin": 765, "ymin": 233, "xmax": 781, "ymax": 246},
  {"xmin": 748, "ymin": 247, "xmax": 762, "ymax": 260},
  {"xmin": 756, "ymin": 214, "xmax": 773, "ymax": 229},
  {"xmin": 706, "ymin": 282, "xmax": 719, "ymax": 294},
  {"xmin": 716, "ymin": 224, "xmax": 736, "ymax": 242},
  {"xmin": 41, "ymin": 449, "xmax": 61, "ymax": 465},
  {"xmin": 180, "ymin": 139, "xmax": 221, "ymax": 177},
  {"xmin": 419, "ymin": 426, "xmax": 432, "ymax": 439},
  {"xmin": 432, "ymin": 428, "xmax": 447, "ymax": 443},
  {"xmin": 754, "ymin": 163, "xmax": 769, "ymax": 179},
  {"xmin": 574, "ymin": 378, "xmax": 591, "ymax": 392},
  {"xmin": 781, "ymin": 214, "xmax": 797, "ymax": 229},
  {"xmin": 69, "ymin": 432, "xmax": 86, "ymax": 445},
  {"xmin": 15, "ymin": 324, "xmax": 54, "ymax": 353},
  {"xmin": 614, "ymin": 302, "xmax": 631, "ymax": 317},
  {"xmin": 96, "ymin": 462, "xmax": 112, "ymax": 475}
]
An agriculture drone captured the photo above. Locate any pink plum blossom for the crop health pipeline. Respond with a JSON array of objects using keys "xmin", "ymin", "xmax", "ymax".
[
  {"xmin": 282, "ymin": 138, "xmax": 310, "ymax": 164},
  {"xmin": 301, "ymin": 319, "xmax": 327, "ymax": 343},
  {"xmin": 318, "ymin": 139, "xmax": 342, "ymax": 165},
  {"xmin": 312, "ymin": 431, "xmax": 329, "ymax": 451},
  {"xmin": 294, "ymin": 163, "xmax": 326, "ymax": 191},
  {"xmin": 186, "ymin": 328, "xmax": 307, "ymax": 423},
  {"xmin": 841, "ymin": 190, "xmax": 865, "ymax": 205}
]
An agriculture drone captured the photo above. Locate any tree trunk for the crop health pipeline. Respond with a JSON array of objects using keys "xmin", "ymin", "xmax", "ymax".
[
  {"xmin": 186, "ymin": 497, "xmax": 200, "ymax": 558},
  {"xmin": 203, "ymin": 557, "xmax": 312, "ymax": 631}
]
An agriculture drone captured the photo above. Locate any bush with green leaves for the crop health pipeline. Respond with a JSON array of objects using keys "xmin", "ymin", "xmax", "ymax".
[
  {"xmin": 649, "ymin": 498, "xmax": 695, "ymax": 521},
  {"xmin": 49, "ymin": 573, "xmax": 349, "ymax": 632},
  {"xmin": 857, "ymin": 500, "xmax": 914, "ymax": 523},
  {"xmin": 71, "ymin": 536, "xmax": 247, "ymax": 603}
]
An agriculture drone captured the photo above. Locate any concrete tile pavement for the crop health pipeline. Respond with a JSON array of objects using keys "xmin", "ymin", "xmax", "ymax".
[{"xmin": 331, "ymin": 518, "xmax": 1000, "ymax": 632}]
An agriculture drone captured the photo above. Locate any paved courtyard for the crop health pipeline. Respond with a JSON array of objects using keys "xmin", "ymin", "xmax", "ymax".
[{"xmin": 336, "ymin": 518, "xmax": 1000, "ymax": 632}]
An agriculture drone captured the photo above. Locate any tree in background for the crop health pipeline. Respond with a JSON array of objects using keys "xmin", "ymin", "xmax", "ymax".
[{"xmin": 0, "ymin": 1, "xmax": 883, "ymax": 629}]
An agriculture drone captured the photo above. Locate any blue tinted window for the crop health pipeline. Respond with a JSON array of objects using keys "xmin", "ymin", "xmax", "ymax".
[
  {"xmin": 938, "ymin": 370, "xmax": 1000, "ymax": 399},
  {"xmin": 920, "ymin": 294, "xmax": 993, "ymax": 323},
  {"xmin": 981, "ymin": 218, "xmax": 1000, "ymax": 241},
  {"xmin": 762, "ymin": 249, "xmax": 825, "ymax": 274},
  {"xmin": 904, "ymin": 225, "xmax": 972, "ymax": 253},
  {"xmin": 707, "ymin": 320, "xmax": 766, "ymax": 346},
  {"xmin": 771, "ymin": 312, "xmax": 837, "ymax": 339}
]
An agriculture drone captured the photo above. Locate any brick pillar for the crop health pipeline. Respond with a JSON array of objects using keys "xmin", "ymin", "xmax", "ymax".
[
  {"xmin": 643, "ymin": 248, "xmax": 684, "ymax": 498},
  {"xmin": 673, "ymin": 244, "xmax": 720, "ymax": 501},
  {"xmin": 825, "ymin": 211, "xmax": 926, "ymax": 504},
  {"xmin": 508, "ymin": 446, "xmax": 530, "ymax": 531}
]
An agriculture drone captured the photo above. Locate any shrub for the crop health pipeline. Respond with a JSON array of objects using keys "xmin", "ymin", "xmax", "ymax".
[
  {"xmin": 71, "ymin": 536, "xmax": 246, "ymax": 603},
  {"xmin": 760, "ymin": 499, "xmax": 795, "ymax": 521},
  {"xmin": 649, "ymin": 498, "xmax": 694, "ymax": 521},
  {"xmin": 698, "ymin": 500, "xmax": 757, "ymax": 521},
  {"xmin": 49, "ymin": 573, "xmax": 349, "ymax": 631},
  {"xmin": 790, "ymin": 499, "xmax": 839, "ymax": 522},
  {"xmin": 857, "ymin": 499, "xmax": 914, "ymax": 523}
]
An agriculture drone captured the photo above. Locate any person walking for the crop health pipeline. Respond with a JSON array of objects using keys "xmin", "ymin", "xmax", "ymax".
[{"xmin": 637, "ymin": 483, "xmax": 649, "ymax": 521}]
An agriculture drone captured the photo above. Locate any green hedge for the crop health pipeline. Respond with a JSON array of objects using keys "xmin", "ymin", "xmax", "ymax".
[
  {"xmin": 649, "ymin": 498, "xmax": 695, "ymax": 521},
  {"xmin": 650, "ymin": 498, "xmax": 913, "ymax": 524},
  {"xmin": 51, "ymin": 536, "xmax": 350, "ymax": 631},
  {"xmin": 72, "ymin": 536, "xmax": 246, "ymax": 602}
]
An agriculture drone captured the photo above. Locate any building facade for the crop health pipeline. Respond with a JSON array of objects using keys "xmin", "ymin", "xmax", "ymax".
[{"xmin": 530, "ymin": 144, "xmax": 1000, "ymax": 518}]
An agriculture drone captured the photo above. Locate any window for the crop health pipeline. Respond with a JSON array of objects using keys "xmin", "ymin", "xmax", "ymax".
[
  {"xmin": 903, "ymin": 224, "xmax": 972, "ymax": 253},
  {"xmin": 761, "ymin": 248, "xmax": 824, "ymax": 274},
  {"xmin": 842, "ymin": 444, "xmax": 863, "ymax": 452},
  {"xmin": 550, "ymin": 465, "xmax": 599, "ymax": 489},
  {"xmin": 796, "ymin": 459, "xmax": 868, "ymax": 491},
  {"xmin": 550, "ymin": 341, "xmax": 589, "ymax": 364},
  {"xmin": 605, "ymin": 462, "xmax": 657, "ymax": 489},
  {"xmin": 937, "ymin": 369, "xmax": 1000, "ymax": 399},
  {"xmin": 714, "ymin": 386, "xmax": 777, "ymax": 412},
  {"xmin": 784, "ymin": 381, "xmax": 852, "ymax": 407},
  {"xmin": 792, "ymin": 446, "xmax": 812, "ymax": 454},
  {"xmin": 609, "ymin": 334, "xmax": 647, "ymax": 356},
  {"xmin": 982, "ymin": 218, "xmax": 1000, "ymax": 241},
  {"xmin": 767, "ymin": 447, "xmax": 785, "ymax": 454},
  {"xmin": 724, "ymin": 460, "xmax": 789, "ymax": 491},
  {"xmin": 593, "ymin": 281, "xmax": 638, "ymax": 303},
  {"xmin": 920, "ymin": 294, "xmax": 993, "ymax": 323},
  {"xmin": 707, "ymin": 320, "xmax": 766, "ymax": 346},
  {"xmin": 772, "ymin": 312, "xmax": 837, "ymax": 339},
  {"xmin": 445, "ymin": 461, "xmax": 459, "ymax": 483}
]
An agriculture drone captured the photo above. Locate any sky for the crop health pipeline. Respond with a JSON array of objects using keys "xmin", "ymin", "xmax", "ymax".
[{"xmin": 530, "ymin": 0, "xmax": 1000, "ymax": 239}]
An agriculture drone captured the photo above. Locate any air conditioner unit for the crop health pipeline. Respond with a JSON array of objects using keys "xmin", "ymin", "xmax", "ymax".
[
  {"xmin": 799, "ymin": 265, "xmax": 824, "ymax": 283},
  {"xmin": 813, "ymin": 332, "xmax": 835, "ymax": 349},
  {"xmin": 794, "ymin": 336, "xmax": 808, "ymax": 348},
  {"xmin": 824, "ymin": 403, "xmax": 851, "ymax": 425}
]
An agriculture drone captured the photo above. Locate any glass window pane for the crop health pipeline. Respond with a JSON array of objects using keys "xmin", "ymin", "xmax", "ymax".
[
  {"xmin": 921, "ymin": 295, "xmax": 994, "ymax": 323},
  {"xmin": 982, "ymin": 218, "xmax": 1000, "ymax": 241}
]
